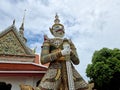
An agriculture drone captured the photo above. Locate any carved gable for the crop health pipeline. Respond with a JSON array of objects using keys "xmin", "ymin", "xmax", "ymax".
[{"xmin": 0, "ymin": 30, "xmax": 27, "ymax": 55}]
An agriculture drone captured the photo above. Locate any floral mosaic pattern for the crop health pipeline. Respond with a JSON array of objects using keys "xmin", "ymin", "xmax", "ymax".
[{"xmin": 0, "ymin": 31, "xmax": 26, "ymax": 55}]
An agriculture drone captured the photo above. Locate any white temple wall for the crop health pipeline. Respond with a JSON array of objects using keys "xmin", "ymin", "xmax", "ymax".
[{"xmin": 0, "ymin": 76, "xmax": 40, "ymax": 90}]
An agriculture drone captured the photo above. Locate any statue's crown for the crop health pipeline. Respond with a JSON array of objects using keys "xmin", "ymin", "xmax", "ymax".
[{"xmin": 51, "ymin": 13, "xmax": 64, "ymax": 30}]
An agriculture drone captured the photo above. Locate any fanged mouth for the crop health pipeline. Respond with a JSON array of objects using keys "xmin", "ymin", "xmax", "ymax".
[{"xmin": 56, "ymin": 29, "xmax": 64, "ymax": 33}]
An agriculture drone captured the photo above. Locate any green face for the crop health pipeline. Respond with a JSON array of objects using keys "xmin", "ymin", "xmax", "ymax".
[{"xmin": 52, "ymin": 24, "xmax": 65, "ymax": 38}]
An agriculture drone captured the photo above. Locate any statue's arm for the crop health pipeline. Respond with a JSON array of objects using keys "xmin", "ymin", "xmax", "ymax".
[
  {"xmin": 40, "ymin": 41, "xmax": 62, "ymax": 64},
  {"xmin": 70, "ymin": 41, "xmax": 80, "ymax": 65}
]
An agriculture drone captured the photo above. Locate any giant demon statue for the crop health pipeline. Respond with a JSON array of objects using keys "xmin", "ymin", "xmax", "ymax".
[{"xmin": 37, "ymin": 14, "xmax": 88, "ymax": 90}]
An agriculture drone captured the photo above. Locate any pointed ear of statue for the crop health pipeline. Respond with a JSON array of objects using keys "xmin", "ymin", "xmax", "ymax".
[
  {"xmin": 49, "ymin": 27, "xmax": 53, "ymax": 35},
  {"xmin": 44, "ymin": 34, "xmax": 49, "ymax": 41}
]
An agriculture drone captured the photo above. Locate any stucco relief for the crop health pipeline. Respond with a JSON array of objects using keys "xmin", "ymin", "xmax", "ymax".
[{"xmin": 0, "ymin": 31, "xmax": 26, "ymax": 55}]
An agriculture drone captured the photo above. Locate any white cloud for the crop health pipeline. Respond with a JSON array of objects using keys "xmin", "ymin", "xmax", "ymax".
[{"xmin": 0, "ymin": 0, "xmax": 120, "ymax": 82}]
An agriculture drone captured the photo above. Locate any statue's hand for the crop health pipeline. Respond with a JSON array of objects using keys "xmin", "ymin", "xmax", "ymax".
[
  {"xmin": 61, "ymin": 48, "xmax": 71, "ymax": 56},
  {"xmin": 57, "ymin": 49, "xmax": 71, "ymax": 61}
]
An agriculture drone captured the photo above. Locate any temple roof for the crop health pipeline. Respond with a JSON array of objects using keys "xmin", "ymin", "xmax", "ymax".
[
  {"xmin": 0, "ymin": 20, "xmax": 48, "ymax": 77},
  {"xmin": 0, "ymin": 61, "xmax": 47, "ymax": 71},
  {"xmin": 0, "ymin": 24, "xmax": 34, "ymax": 55},
  {"xmin": 0, "ymin": 61, "xmax": 47, "ymax": 76}
]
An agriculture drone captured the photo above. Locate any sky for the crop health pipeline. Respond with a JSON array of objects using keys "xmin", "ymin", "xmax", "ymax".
[{"xmin": 0, "ymin": 0, "xmax": 120, "ymax": 82}]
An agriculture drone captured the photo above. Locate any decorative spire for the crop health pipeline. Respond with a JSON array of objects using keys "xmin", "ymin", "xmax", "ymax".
[
  {"xmin": 19, "ymin": 9, "xmax": 27, "ymax": 43},
  {"xmin": 33, "ymin": 46, "xmax": 37, "ymax": 53},
  {"xmin": 54, "ymin": 13, "xmax": 60, "ymax": 24},
  {"xmin": 12, "ymin": 19, "xmax": 15, "ymax": 26},
  {"xmin": 19, "ymin": 9, "xmax": 26, "ymax": 35}
]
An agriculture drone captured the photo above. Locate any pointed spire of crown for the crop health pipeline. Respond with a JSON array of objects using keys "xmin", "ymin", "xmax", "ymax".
[{"xmin": 54, "ymin": 13, "xmax": 60, "ymax": 24}]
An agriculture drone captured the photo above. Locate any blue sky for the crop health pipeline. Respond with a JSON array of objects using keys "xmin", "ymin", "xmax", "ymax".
[{"xmin": 0, "ymin": 0, "xmax": 120, "ymax": 82}]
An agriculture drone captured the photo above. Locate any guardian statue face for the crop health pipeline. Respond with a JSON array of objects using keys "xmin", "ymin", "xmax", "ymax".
[{"xmin": 51, "ymin": 24, "xmax": 65, "ymax": 38}]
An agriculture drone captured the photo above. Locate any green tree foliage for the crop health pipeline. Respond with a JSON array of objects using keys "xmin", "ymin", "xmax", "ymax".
[{"xmin": 86, "ymin": 48, "xmax": 120, "ymax": 90}]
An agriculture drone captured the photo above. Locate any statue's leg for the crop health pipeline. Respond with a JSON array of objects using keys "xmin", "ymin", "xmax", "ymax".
[
  {"xmin": 37, "ymin": 69, "xmax": 62, "ymax": 90},
  {"xmin": 38, "ymin": 77, "xmax": 61, "ymax": 90}
]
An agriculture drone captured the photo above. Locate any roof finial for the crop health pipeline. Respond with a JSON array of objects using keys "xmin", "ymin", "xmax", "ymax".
[
  {"xmin": 19, "ymin": 9, "xmax": 27, "ymax": 43},
  {"xmin": 12, "ymin": 19, "xmax": 15, "ymax": 26},
  {"xmin": 20, "ymin": 9, "xmax": 26, "ymax": 34},
  {"xmin": 20, "ymin": 9, "xmax": 26, "ymax": 30},
  {"xmin": 22, "ymin": 9, "xmax": 26, "ymax": 25},
  {"xmin": 54, "ymin": 13, "xmax": 60, "ymax": 24}
]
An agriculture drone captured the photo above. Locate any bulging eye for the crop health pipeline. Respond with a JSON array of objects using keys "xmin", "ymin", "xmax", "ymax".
[{"xmin": 53, "ymin": 26, "xmax": 59, "ymax": 30}]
